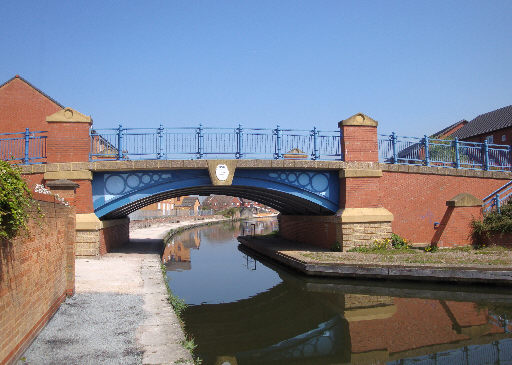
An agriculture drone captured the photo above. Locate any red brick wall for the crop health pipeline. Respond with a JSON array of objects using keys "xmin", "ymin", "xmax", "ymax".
[
  {"xmin": 73, "ymin": 180, "xmax": 94, "ymax": 214},
  {"xmin": 46, "ymin": 122, "xmax": 91, "ymax": 163},
  {"xmin": 278, "ymin": 215, "xmax": 336, "ymax": 248},
  {"xmin": 99, "ymin": 221, "xmax": 130, "ymax": 255},
  {"xmin": 431, "ymin": 206, "xmax": 482, "ymax": 247},
  {"xmin": 341, "ymin": 126, "xmax": 378, "ymax": 162},
  {"xmin": 0, "ymin": 196, "xmax": 75, "ymax": 365},
  {"xmin": 340, "ymin": 177, "xmax": 380, "ymax": 208},
  {"xmin": 378, "ymin": 172, "xmax": 506, "ymax": 244},
  {"xmin": 0, "ymin": 77, "xmax": 61, "ymax": 134},
  {"xmin": 464, "ymin": 127, "xmax": 512, "ymax": 146}
]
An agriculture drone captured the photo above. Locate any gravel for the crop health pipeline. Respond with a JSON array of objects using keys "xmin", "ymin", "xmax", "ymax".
[{"xmin": 22, "ymin": 293, "xmax": 145, "ymax": 365}]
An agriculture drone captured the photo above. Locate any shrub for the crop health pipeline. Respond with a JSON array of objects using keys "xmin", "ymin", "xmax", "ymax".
[{"xmin": 0, "ymin": 161, "xmax": 32, "ymax": 239}]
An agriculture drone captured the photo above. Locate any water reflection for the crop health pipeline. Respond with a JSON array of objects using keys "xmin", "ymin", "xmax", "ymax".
[{"xmin": 164, "ymin": 219, "xmax": 512, "ymax": 365}]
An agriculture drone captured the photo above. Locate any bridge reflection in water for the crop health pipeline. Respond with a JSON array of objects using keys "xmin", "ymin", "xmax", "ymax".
[{"xmin": 163, "ymin": 219, "xmax": 512, "ymax": 365}]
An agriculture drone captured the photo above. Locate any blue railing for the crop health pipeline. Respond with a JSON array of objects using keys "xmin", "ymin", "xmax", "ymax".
[
  {"xmin": 90, "ymin": 125, "xmax": 343, "ymax": 161},
  {"xmin": 0, "ymin": 129, "xmax": 47, "ymax": 164},
  {"xmin": 483, "ymin": 180, "xmax": 512, "ymax": 213},
  {"xmin": 379, "ymin": 133, "xmax": 512, "ymax": 171}
]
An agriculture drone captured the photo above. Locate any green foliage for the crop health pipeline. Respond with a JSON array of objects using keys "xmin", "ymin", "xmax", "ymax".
[
  {"xmin": 473, "ymin": 201, "xmax": 512, "ymax": 234},
  {"xmin": 0, "ymin": 161, "xmax": 32, "ymax": 239},
  {"xmin": 348, "ymin": 233, "xmax": 411, "ymax": 253},
  {"xmin": 160, "ymin": 263, "xmax": 188, "ymax": 317},
  {"xmin": 219, "ymin": 207, "xmax": 239, "ymax": 219},
  {"xmin": 424, "ymin": 245, "xmax": 438, "ymax": 253}
]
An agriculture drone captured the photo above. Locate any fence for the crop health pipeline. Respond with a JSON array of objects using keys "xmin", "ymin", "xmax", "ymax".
[
  {"xmin": 0, "ymin": 129, "xmax": 47, "ymax": 164},
  {"xmin": 379, "ymin": 133, "xmax": 512, "ymax": 171},
  {"xmin": 483, "ymin": 180, "xmax": 512, "ymax": 213},
  {"xmin": 90, "ymin": 125, "xmax": 343, "ymax": 161}
]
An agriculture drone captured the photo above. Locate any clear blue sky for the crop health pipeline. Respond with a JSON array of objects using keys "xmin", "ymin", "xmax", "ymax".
[{"xmin": 1, "ymin": 1, "xmax": 511, "ymax": 135}]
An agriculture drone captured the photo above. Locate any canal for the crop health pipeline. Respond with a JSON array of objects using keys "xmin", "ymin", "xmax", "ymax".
[{"xmin": 162, "ymin": 218, "xmax": 512, "ymax": 365}]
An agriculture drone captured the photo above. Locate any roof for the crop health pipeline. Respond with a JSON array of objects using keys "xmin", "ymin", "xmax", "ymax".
[
  {"xmin": 430, "ymin": 120, "xmax": 468, "ymax": 139},
  {"xmin": 179, "ymin": 197, "xmax": 199, "ymax": 207},
  {"xmin": 0, "ymin": 75, "xmax": 64, "ymax": 108},
  {"xmin": 451, "ymin": 105, "xmax": 512, "ymax": 139}
]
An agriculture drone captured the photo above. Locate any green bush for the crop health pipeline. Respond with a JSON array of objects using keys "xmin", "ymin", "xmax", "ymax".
[{"xmin": 0, "ymin": 161, "xmax": 32, "ymax": 239}]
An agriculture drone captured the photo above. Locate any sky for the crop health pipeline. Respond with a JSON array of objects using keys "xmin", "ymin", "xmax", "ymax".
[{"xmin": 1, "ymin": 0, "xmax": 511, "ymax": 136}]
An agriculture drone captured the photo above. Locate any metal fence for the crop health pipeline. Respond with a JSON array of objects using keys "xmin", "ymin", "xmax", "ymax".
[
  {"xmin": 379, "ymin": 133, "xmax": 512, "ymax": 171},
  {"xmin": 0, "ymin": 129, "xmax": 47, "ymax": 164},
  {"xmin": 90, "ymin": 125, "xmax": 343, "ymax": 161}
]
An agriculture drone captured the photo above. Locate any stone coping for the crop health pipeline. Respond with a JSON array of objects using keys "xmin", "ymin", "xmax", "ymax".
[
  {"xmin": 238, "ymin": 236, "xmax": 512, "ymax": 286},
  {"xmin": 19, "ymin": 160, "xmax": 512, "ymax": 180}
]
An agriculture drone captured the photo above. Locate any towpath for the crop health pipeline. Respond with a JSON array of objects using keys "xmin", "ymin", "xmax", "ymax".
[{"xmin": 22, "ymin": 218, "xmax": 226, "ymax": 365}]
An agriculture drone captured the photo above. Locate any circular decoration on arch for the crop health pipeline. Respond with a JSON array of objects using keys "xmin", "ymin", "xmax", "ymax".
[
  {"xmin": 126, "ymin": 174, "xmax": 141, "ymax": 189},
  {"xmin": 297, "ymin": 173, "xmax": 311, "ymax": 187},
  {"xmin": 287, "ymin": 172, "xmax": 297, "ymax": 183},
  {"xmin": 280, "ymin": 173, "xmax": 287, "ymax": 180},
  {"xmin": 141, "ymin": 174, "xmax": 151, "ymax": 184},
  {"xmin": 311, "ymin": 173, "xmax": 329, "ymax": 192},
  {"xmin": 152, "ymin": 174, "xmax": 160, "ymax": 182},
  {"xmin": 104, "ymin": 174, "xmax": 125, "ymax": 195}
]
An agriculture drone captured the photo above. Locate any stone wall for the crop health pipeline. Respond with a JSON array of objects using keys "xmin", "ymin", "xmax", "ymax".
[
  {"xmin": 0, "ymin": 194, "xmax": 75, "ymax": 365},
  {"xmin": 340, "ymin": 222, "xmax": 392, "ymax": 250},
  {"xmin": 75, "ymin": 215, "xmax": 129, "ymax": 257}
]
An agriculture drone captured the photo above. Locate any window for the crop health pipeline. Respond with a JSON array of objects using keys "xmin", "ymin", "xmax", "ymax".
[
  {"xmin": 486, "ymin": 135, "xmax": 494, "ymax": 144},
  {"xmin": 502, "ymin": 135, "xmax": 507, "ymax": 142}
]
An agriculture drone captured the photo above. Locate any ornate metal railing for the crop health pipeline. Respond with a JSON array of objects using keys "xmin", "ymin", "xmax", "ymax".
[
  {"xmin": 0, "ymin": 129, "xmax": 47, "ymax": 164},
  {"xmin": 379, "ymin": 133, "xmax": 512, "ymax": 171},
  {"xmin": 483, "ymin": 180, "xmax": 512, "ymax": 213},
  {"xmin": 90, "ymin": 125, "xmax": 343, "ymax": 161}
]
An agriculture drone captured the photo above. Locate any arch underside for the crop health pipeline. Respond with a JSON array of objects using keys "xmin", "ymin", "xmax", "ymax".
[{"xmin": 102, "ymin": 185, "xmax": 334, "ymax": 219}]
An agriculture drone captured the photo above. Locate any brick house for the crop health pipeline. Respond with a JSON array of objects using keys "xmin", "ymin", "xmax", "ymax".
[
  {"xmin": 202, "ymin": 195, "xmax": 242, "ymax": 211},
  {"xmin": 444, "ymin": 105, "xmax": 512, "ymax": 145}
]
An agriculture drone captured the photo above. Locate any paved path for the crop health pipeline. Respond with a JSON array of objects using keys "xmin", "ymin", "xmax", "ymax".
[{"xmin": 22, "ymin": 219, "xmax": 225, "ymax": 365}]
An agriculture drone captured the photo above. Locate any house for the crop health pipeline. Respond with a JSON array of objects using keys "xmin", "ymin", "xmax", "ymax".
[
  {"xmin": 175, "ymin": 196, "xmax": 200, "ymax": 214},
  {"xmin": 202, "ymin": 195, "xmax": 242, "ymax": 211},
  {"xmin": 445, "ymin": 105, "xmax": 512, "ymax": 145},
  {"xmin": 0, "ymin": 75, "xmax": 63, "ymax": 134}
]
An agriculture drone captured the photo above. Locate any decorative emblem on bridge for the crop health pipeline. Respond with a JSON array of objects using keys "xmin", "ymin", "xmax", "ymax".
[{"xmin": 215, "ymin": 164, "xmax": 229, "ymax": 181}]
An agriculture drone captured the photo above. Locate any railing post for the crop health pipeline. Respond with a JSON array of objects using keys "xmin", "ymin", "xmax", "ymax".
[
  {"xmin": 509, "ymin": 145, "xmax": 512, "ymax": 171},
  {"xmin": 117, "ymin": 124, "xmax": 124, "ymax": 160},
  {"xmin": 496, "ymin": 193, "xmax": 501, "ymax": 213},
  {"xmin": 391, "ymin": 132, "xmax": 397, "ymax": 164},
  {"xmin": 311, "ymin": 127, "xmax": 319, "ymax": 160},
  {"xmin": 483, "ymin": 140, "xmax": 489, "ymax": 171},
  {"xmin": 236, "ymin": 124, "xmax": 243, "ymax": 159},
  {"xmin": 196, "ymin": 123, "xmax": 203, "ymax": 159},
  {"xmin": 23, "ymin": 128, "xmax": 30, "ymax": 164},
  {"xmin": 454, "ymin": 137, "xmax": 460, "ymax": 169},
  {"xmin": 423, "ymin": 135, "xmax": 430, "ymax": 166},
  {"xmin": 273, "ymin": 125, "xmax": 282, "ymax": 159},
  {"xmin": 157, "ymin": 124, "xmax": 164, "ymax": 159}
]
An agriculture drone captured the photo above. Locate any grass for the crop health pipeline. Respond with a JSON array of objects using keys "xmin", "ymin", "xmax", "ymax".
[
  {"xmin": 299, "ymin": 245, "xmax": 512, "ymax": 267},
  {"xmin": 160, "ymin": 263, "xmax": 202, "ymax": 364}
]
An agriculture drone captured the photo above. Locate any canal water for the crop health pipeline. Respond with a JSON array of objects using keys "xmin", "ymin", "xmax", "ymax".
[{"xmin": 163, "ymin": 218, "xmax": 512, "ymax": 365}]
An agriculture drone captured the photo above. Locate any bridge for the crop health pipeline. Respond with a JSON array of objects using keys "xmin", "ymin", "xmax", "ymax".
[{"xmin": 4, "ymin": 107, "xmax": 509, "ymax": 257}]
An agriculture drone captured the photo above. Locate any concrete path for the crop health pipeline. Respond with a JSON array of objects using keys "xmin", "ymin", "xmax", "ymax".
[{"xmin": 21, "ymin": 219, "xmax": 227, "ymax": 365}]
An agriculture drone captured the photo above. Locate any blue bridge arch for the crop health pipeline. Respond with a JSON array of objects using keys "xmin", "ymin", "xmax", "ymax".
[{"xmin": 92, "ymin": 169, "xmax": 340, "ymax": 219}]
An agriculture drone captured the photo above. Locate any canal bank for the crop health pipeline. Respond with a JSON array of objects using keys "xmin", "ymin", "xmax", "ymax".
[
  {"xmin": 22, "ymin": 217, "xmax": 232, "ymax": 365},
  {"xmin": 238, "ymin": 235, "xmax": 512, "ymax": 285}
]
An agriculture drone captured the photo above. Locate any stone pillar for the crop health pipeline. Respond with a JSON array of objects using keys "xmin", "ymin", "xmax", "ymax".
[
  {"xmin": 336, "ymin": 113, "xmax": 393, "ymax": 251},
  {"xmin": 431, "ymin": 193, "xmax": 483, "ymax": 248},
  {"xmin": 46, "ymin": 107, "xmax": 92, "ymax": 163},
  {"xmin": 75, "ymin": 213, "xmax": 130, "ymax": 257}
]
